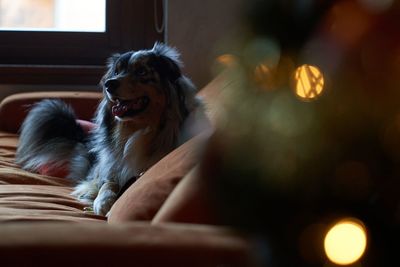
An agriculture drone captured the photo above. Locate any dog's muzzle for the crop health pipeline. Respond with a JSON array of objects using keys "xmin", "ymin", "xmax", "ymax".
[
  {"xmin": 105, "ymin": 78, "xmax": 120, "ymax": 94},
  {"xmin": 111, "ymin": 97, "xmax": 150, "ymax": 117}
]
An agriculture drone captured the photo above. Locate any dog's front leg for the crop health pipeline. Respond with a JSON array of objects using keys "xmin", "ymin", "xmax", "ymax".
[{"xmin": 93, "ymin": 182, "xmax": 119, "ymax": 216}]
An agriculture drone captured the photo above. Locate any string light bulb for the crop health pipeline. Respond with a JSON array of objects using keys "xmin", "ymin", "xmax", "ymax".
[
  {"xmin": 324, "ymin": 218, "xmax": 367, "ymax": 265},
  {"xmin": 293, "ymin": 64, "xmax": 325, "ymax": 100}
]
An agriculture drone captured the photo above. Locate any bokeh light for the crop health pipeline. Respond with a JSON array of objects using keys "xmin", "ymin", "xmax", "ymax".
[
  {"xmin": 294, "ymin": 64, "xmax": 324, "ymax": 100},
  {"xmin": 329, "ymin": 1, "xmax": 371, "ymax": 47},
  {"xmin": 215, "ymin": 54, "xmax": 238, "ymax": 68},
  {"xmin": 212, "ymin": 53, "xmax": 240, "ymax": 76},
  {"xmin": 254, "ymin": 63, "xmax": 273, "ymax": 90},
  {"xmin": 358, "ymin": 0, "xmax": 394, "ymax": 13},
  {"xmin": 254, "ymin": 63, "xmax": 270, "ymax": 78},
  {"xmin": 324, "ymin": 219, "xmax": 367, "ymax": 265},
  {"xmin": 243, "ymin": 37, "xmax": 281, "ymax": 69}
]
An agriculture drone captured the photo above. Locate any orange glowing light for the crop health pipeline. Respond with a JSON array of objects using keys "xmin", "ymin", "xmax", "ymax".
[
  {"xmin": 255, "ymin": 63, "xmax": 270, "ymax": 76},
  {"xmin": 294, "ymin": 64, "xmax": 324, "ymax": 100},
  {"xmin": 254, "ymin": 63, "xmax": 271, "ymax": 88},
  {"xmin": 324, "ymin": 219, "xmax": 367, "ymax": 265},
  {"xmin": 215, "ymin": 54, "xmax": 238, "ymax": 68}
]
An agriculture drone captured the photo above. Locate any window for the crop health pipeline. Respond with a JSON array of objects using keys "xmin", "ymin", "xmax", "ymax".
[
  {"xmin": 0, "ymin": 0, "xmax": 163, "ymax": 85},
  {"xmin": 0, "ymin": 0, "xmax": 106, "ymax": 32}
]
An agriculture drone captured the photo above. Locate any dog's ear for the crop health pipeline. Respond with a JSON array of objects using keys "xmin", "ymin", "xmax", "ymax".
[
  {"xmin": 152, "ymin": 42, "xmax": 183, "ymax": 82},
  {"xmin": 107, "ymin": 53, "xmax": 121, "ymax": 69},
  {"xmin": 152, "ymin": 43, "xmax": 199, "ymax": 116}
]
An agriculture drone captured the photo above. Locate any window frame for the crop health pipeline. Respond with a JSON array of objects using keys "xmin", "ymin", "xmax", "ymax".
[{"xmin": 0, "ymin": 0, "xmax": 163, "ymax": 85}]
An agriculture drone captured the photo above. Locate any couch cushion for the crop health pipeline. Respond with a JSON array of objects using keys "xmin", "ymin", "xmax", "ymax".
[
  {"xmin": 108, "ymin": 131, "xmax": 212, "ymax": 223},
  {"xmin": 152, "ymin": 167, "xmax": 219, "ymax": 225},
  {"xmin": 0, "ymin": 91, "xmax": 101, "ymax": 134},
  {"xmin": 0, "ymin": 222, "xmax": 255, "ymax": 267},
  {"xmin": 0, "ymin": 132, "xmax": 105, "ymax": 222},
  {"xmin": 197, "ymin": 70, "xmax": 237, "ymax": 127},
  {"xmin": 0, "ymin": 185, "xmax": 105, "ymax": 222}
]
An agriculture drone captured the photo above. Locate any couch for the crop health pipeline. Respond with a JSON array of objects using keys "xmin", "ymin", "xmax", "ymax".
[{"xmin": 0, "ymin": 74, "xmax": 259, "ymax": 267}]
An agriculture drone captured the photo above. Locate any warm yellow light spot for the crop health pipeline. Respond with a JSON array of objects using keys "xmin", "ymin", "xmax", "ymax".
[
  {"xmin": 255, "ymin": 63, "xmax": 270, "ymax": 76},
  {"xmin": 212, "ymin": 54, "xmax": 239, "ymax": 75},
  {"xmin": 294, "ymin": 64, "xmax": 324, "ymax": 100},
  {"xmin": 324, "ymin": 219, "xmax": 367, "ymax": 265},
  {"xmin": 254, "ymin": 63, "xmax": 272, "ymax": 89},
  {"xmin": 215, "ymin": 54, "xmax": 238, "ymax": 68}
]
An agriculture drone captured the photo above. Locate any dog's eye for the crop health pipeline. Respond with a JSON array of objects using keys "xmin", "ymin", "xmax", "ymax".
[
  {"xmin": 114, "ymin": 62, "xmax": 124, "ymax": 75},
  {"xmin": 134, "ymin": 67, "xmax": 148, "ymax": 76}
]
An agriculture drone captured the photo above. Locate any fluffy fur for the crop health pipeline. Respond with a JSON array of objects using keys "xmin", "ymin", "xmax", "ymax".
[{"xmin": 16, "ymin": 43, "xmax": 207, "ymax": 215}]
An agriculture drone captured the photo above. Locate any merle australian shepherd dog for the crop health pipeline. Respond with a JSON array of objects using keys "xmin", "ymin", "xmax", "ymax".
[{"xmin": 16, "ymin": 43, "xmax": 205, "ymax": 216}]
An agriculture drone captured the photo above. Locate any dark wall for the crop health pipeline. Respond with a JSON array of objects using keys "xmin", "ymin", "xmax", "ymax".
[{"xmin": 167, "ymin": 0, "xmax": 244, "ymax": 88}]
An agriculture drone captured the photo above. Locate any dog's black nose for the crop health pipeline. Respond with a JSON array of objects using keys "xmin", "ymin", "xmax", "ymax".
[{"xmin": 104, "ymin": 79, "xmax": 120, "ymax": 94}]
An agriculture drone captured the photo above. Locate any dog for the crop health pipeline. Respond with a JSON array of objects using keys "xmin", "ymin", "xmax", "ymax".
[{"xmin": 16, "ymin": 43, "xmax": 207, "ymax": 216}]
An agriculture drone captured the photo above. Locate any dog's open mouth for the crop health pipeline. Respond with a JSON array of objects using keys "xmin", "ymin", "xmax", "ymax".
[{"xmin": 111, "ymin": 96, "xmax": 150, "ymax": 117}]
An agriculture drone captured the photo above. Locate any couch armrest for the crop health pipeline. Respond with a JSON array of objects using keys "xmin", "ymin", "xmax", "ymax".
[
  {"xmin": 0, "ymin": 222, "xmax": 256, "ymax": 267},
  {"xmin": 0, "ymin": 91, "xmax": 102, "ymax": 133}
]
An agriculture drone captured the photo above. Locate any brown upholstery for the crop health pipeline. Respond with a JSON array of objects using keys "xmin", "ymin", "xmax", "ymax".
[
  {"xmin": 0, "ymin": 132, "xmax": 105, "ymax": 222},
  {"xmin": 0, "ymin": 222, "xmax": 255, "ymax": 267},
  {"xmin": 152, "ymin": 167, "xmax": 219, "ymax": 225}
]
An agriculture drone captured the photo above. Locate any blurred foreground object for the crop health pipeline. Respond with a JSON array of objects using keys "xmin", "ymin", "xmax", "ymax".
[{"xmin": 201, "ymin": 0, "xmax": 400, "ymax": 266}]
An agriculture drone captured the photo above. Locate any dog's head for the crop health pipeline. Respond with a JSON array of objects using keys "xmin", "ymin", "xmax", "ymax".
[{"xmin": 101, "ymin": 43, "xmax": 197, "ymax": 128}]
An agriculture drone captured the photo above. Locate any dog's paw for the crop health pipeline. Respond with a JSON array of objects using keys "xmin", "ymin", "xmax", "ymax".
[
  {"xmin": 93, "ymin": 182, "xmax": 119, "ymax": 216},
  {"xmin": 72, "ymin": 180, "xmax": 99, "ymax": 205}
]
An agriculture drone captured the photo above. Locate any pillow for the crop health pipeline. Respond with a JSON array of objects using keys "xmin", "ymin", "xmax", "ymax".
[
  {"xmin": 107, "ymin": 131, "xmax": 212, "ymax": 223},
  {"xmin": 0, "ymin": 91, "xmax": 101, "ymax": 134},
  {"xmin": 151, "ymin": 166, "xmax": 219, "ymax": 225}
]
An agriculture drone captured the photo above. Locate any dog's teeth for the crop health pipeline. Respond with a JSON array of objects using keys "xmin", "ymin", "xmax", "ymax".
[
  {"xmin": 112, "ymin": 104, "xmax": 128, "ymax": 117},
  {"xmin": 111, "ymin": 96, "xmax": 149, "ymax": 117}
]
